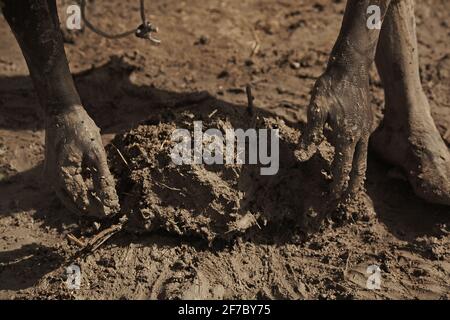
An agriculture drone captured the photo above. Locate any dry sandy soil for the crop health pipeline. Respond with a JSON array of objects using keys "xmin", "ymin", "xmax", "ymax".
[{"xmin": 0, "ymin": 0, "xmax": 449, "ymax": 300}]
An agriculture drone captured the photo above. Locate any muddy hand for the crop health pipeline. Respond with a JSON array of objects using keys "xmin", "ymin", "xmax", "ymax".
[
  {"xmin": 44, "ymin": 105, "xmax": 120, "ymax": 219},
  {"xmin": 298, "ymin": 71, "xmax": 373, "ymax": 201}
]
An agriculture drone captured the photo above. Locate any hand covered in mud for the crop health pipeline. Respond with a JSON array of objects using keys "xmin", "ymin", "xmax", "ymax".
[
  {"xmin": 44, "ymin": 105, "xmax": 120, "ymax": 219},
  {"xmin": 298, "ymin": 71, "xmax": 373, "ymax": 200}
]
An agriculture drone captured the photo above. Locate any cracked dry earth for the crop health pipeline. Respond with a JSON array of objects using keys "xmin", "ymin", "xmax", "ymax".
[{"xmin": 0, "ymin": 0, "xmax": 449, "ymax": 299}]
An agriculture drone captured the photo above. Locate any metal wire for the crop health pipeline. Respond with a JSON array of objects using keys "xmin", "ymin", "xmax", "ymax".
[{"xmin": 79, "ymin": 0, "xmax": 151, "ymax": 40}]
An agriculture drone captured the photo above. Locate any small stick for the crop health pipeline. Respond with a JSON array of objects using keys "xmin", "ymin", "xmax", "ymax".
[
  {"xmin": 253, "ymin": 214, "xmax": 262, "ymax": 230},
  {"xmin": 67, "ymin": 233, "xmax": 86, "ymax": 248},
  {"xmin": 246, "ymin": 22, "xmax": 260, "ymax": 57},
  {"xmin": 208, "ymin": 109, "xmax": 218, "ymax": 118},
  {"xmin": 246, "ymin": 84, "xmax": 254, "ymax": 116},
  {"xmin": 156, "ymin": 181, "xmax": 182, "ymax": 192},
  {"xmin": 111, "ymin": 143, "xmax": 130, "ymax": 170},
  {"xmin": 343, "ymin": 251, "xmax": 352, "ymax": 277},
  {"xmin": 160, "ymin": 139, "xmax": 168, "ymax": 151},
  {"xmin": 82, "ymin": 223, "xmax": 123, "ymax": 253}
]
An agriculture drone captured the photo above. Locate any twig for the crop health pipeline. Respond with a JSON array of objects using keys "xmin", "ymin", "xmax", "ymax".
[
  {"xmin": 81, "ymin": 223, "xmax": 123, "ymax": 253},
  {"xmin": 253, "ymin": 215, "xmax": 262, "ymax": 230},
  {"xmin": 160, "ymin": 139, "xmax": 168, "ymax": 151},
  {"xmin": 156, "ymin": 181, "xmax": 182, "ymax": 192},
  {"xmin": 246, "ymin": 84, "xmax": 254, "ymax": 116},
  {"xmin": 111, "ymin": 143, "xmax": 130, "ymax": 170},
  {"xmin": 247, "ymin": 23, "xmax": 260, "ymax": 57},
  {"xmin": 67, "ymin": 233, "xmax": 86, "ymax": 247},
  {"xmin": 343, "ymin": 251, "xmax": 352, "ymax": 277},
  {"xmin": 208, "ymin": 109, "xmax": 218, "ymax": 118}
]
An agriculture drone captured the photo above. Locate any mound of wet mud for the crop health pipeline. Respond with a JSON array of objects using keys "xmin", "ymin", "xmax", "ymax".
[{"xmin": 108, "ymin": 97, "xmax": 363, "ymax": 242}]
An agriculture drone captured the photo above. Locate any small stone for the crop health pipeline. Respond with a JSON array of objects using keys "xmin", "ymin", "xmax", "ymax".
[{"xmin": 290, "ymin": 61, "xmax": 301, "ymax": 69}]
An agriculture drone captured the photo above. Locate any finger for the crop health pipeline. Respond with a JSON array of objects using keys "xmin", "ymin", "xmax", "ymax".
[
  {"xmin": 346, "ymin": 137, "xmax": 369, "ymax": 197},
  {"xmin": 57, "ymin": 162, "xmax": 91, "ymax": 216},
  {"xmin": 87, "ymin": 146, "xmax": 120, "ymax": 217},
  {"xmin": 297, "ymin": 100, "xmax": 328, "ymax": 162},
  {"xmin": 330, "ymin": 139, "xmax": 357, "ymax": 199}
]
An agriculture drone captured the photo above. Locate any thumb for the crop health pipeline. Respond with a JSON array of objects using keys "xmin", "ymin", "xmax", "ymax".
[{"xmin": 297, "ymin": 100, "xmax": 327, "ymax": 162}]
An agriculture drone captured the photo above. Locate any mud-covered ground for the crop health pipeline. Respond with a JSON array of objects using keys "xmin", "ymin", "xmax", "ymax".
[{"xmin": 0, "ymin": 0, "xmax": 449, "ymax": 299}]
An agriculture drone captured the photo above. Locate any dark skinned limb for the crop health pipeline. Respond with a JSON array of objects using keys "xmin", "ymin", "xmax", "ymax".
[
  {"xmin": 3, "ymin": 0, "xmax": 120, "ymax": 218},
  {"xmin": 373, "ymin": 0, "xmax": 450, "ymax": 206},
  {"xmin": 298, "ymin": 0, "xmax": 391, "ymax": 202}
]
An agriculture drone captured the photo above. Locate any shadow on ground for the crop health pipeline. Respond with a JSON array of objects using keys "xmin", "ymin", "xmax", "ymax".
[{"xmin": 0, "ymin": 243, "xmax": 64, "ymax": 291}]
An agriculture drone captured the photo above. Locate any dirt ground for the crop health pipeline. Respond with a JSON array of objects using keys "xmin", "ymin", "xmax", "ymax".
[{"xmin": 0, "ymin": 0, "xmax": 449, "ymax": 300}]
